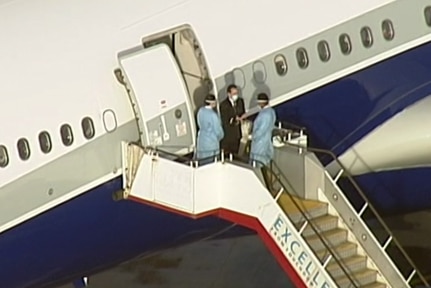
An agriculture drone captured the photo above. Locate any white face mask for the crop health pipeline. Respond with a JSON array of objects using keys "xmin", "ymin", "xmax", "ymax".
[{"xmin": 232, "ymin": 95, "xmax": 238, "ymax": 101}]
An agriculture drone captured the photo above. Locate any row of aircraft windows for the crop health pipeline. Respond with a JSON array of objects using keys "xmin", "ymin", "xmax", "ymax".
[
  {"xmin": 0, "ymin": 117, "xmax": 95, "ymax": 168},
  {"xmin": 274, "ymin": 6, "xmax": 431, "ymax": 75},
  {"xmin": 1, "ymin": 8, "xmax": 430, "ymax": 169},
  {"xmin": 274, "ymin": 19, "xmax": 396, "ymax": 75}
]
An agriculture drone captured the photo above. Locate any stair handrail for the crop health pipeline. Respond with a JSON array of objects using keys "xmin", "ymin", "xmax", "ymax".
[
  {"xmin": 281, "ymin": 137, "xmax": 429, "ymax": 286},
  {"xmin": 258, "ymin": 158, "xmax": 360, "ymax": 287},
  {"xmin": 139, "ymin": 144, "xmax": 198, "ymax": 165},
  {"xmin": 276, "ymin": 120, "xmax": 306, "ymax": 132}
]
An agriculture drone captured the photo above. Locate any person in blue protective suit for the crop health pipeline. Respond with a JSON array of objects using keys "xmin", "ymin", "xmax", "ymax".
[
  {"xmin": 249, "ymin": 93, "xmax": 276, "ymax": 167},
  {"xmin": 195, "ymin": 94, "xmax": 224, "ymax": 165}
]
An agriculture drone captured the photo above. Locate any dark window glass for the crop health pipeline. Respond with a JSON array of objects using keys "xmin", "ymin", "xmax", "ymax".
[
  {"xmin": 382, "ymin": 19, "xmax": 395, "ymax": 41},
  {"xmin": 360, "ymin": 26, "xmax": 373, "ymax": 48},
  {"xmin": 425, "ymin": 6, "xmax": 431, "ymax": 27},
  {"xmin": 274, "ymin": 54, "xmax": 288, "ymax": 76},
  {"xmin": 60, "ymin": 124, "xmax": 74, "ymax": 146},
  {"xmin": 81, "ymin": 117, "xmax": 95, "ymax": 140},
  {"xmin": 38, "ymin": 131, "xmax": 52, "ymax": 154},
  {"xmin": 17, "ymin": 138, "xmax": 31, "ymax": 161},
  {"xmin": 296, "ymin": 48, "xmax": 309, "ymax": 69},
  {"xmin": 339, "ymin": 34, "xmax": 352, "ymax": 55},
  {"xmin": 0, "ymin": 145, "xmax": 9, "ymax": 167},
  {"xmin": 317, "ymin": 40, "xmax": 331, "ymax": 62}
]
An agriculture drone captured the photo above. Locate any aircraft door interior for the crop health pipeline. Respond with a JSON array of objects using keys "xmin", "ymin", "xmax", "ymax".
[{"xmin": 118, "ymin": 44, "xmax": 196, "ymax": 155}]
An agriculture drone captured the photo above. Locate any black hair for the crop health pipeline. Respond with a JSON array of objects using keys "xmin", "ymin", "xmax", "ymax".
[
  {"xmin": 257, "ymin": 93, "xmax": 269, "ymax": 101},
  {"xmin": 227, "ymin": 84, "xmax": 238, "ymax": 93},
  {"xmin": 205, "ymin": 94, "xmax": 216, "ymax": 101}
]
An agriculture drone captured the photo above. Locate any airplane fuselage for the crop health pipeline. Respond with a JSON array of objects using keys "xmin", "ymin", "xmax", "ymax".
[{"xmin": 1, "ymin": 0, "xmax": 431, "ymax": 286}]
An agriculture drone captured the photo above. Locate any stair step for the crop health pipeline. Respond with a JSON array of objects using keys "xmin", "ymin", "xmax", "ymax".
[
  {"xmin": 305, "ymin": 228, "xmax": 348, "ymax": 251},
  {"xmin": 326, "ymin": 255, "xmax": 368, "ymax": 279},
  {"xmin": 315, "ymin": 242, "xmax": 358, "ymax": 262},
  {"xmin": 335, "ymin": 268, "xmax": 378, "ymax": 287},
  {"xmin": 301, "ymin": 214, "xmax": 339, "ymax": 237},
  {"xmin": 277, "ymin": 193, "xmax": 328, "ymax": 223},
  {"xmin": 361, "ymin": 282, "xmax": 387, "ymax": 288}
]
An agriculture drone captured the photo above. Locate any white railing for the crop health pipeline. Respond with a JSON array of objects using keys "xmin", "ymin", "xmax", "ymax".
[{"xmin": 288, "ymin": 143, "xmax": 427, "ymax": 287}]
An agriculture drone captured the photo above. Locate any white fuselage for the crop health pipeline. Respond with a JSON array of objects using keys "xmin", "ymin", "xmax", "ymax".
[
  {"xmin": 0, "ymin": 0, "xmax": 395, "ymax": 152},
  {"xmin": 0, "ymin": 0, "xmax": 398, "ymax": 232}
]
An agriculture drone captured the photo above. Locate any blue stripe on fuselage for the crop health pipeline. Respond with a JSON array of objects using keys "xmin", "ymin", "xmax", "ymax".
[
  {"xmin": 277, "ymin": 41, "xmax": 431, "ymax": 158},
  {"xmin": 275, "ymin": 41, "xmax": 431, "ymax": 214}
]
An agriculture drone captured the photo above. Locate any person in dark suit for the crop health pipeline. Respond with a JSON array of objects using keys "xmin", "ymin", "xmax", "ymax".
[{"xmin": 220, "ymin": 84, "xmax": 246, "ymax": 154}]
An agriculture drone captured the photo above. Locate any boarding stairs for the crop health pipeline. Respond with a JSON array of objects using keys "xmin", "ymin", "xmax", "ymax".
[{"xmin": 118, "ymin": 127, "xmax": 428, "ymax": 288}]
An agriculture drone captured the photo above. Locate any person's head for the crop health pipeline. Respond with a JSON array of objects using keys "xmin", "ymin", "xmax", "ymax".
[
  {"xmin": 227, "ymin": 84, "xmax": 239, "ymax": 101},
  {"xmin": 205, "ymin": 94, "xmax": 217, "ymax": 109},
  {"xmin": 257, "ymin": 93, "xmax": 269, "ymax": 109}
]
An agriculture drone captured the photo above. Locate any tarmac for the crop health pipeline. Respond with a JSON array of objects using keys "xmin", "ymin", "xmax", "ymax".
[
  {"xmin": 58, "ymin": 208, "xmax": 431, "ymax": 288},
  {"xmin": 58, "ymin": 234, "xmax": 293, "ymax": 288}
]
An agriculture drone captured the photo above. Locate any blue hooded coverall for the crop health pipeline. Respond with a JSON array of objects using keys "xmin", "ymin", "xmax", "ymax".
[
  {"xmin": 196, "ymin": 106, "xmax": 224, "ymax": 163},
  {"xmin": 249, "ymin": 106, "xmax": 276, "ymax": 167}
]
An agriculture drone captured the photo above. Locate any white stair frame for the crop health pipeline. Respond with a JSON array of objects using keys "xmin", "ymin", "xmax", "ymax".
[
  {"xmin": 120, "ymin": 142, "xmax": 376, "ymax": 288},
  {"xmin": 272, "ymin": 143, "xmax": 418, "ymax": 288}
]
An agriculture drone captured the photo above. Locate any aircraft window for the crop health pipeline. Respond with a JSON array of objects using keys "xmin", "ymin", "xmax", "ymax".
[
  {"xmin": 360, "ymin": 26, "xmax": 373, "ymax": 48},
  {"xmin": 339, "ymin": 34, "xmax": 352, "ymax": 55},
  {"xmin": 296, "ymin": 48, "xmax": 309, "ymax": 69},
  {"xmin": 103, "ymin": 109, "xmax": 117, "ymax": 133},
  {"xmin": 232, "ymin": 68, "xmax": 245, "ymax": 88},
  {"xmin": 252, "ymin": 61, "xmax": 267, "ymax": 83},
  {"xmin": 17, "ymin": 138, "xmax": 31, "ymax": 161},
  {"xmin": 274, "ymin": 54, "xmax": 288, "ymax": 76},
  {"xmin": 81, "ymin": 117, "xmax": 95, "ymax": 140},
  {"xmin": 317, "ymin": 40, "xmax": 331, "ymax": 62},
  {"xmin": 425, "ymin": 6, "xmax": 431, "ymax": 26},
  {"xmin": 382, "ymin": 19, "xmax": 395, "ymax": 41},
  {"xmin": 60, "ymin": 124, "xmax": 74, "ymax": 146},
  {"xmin": 38, "ymin": 131, "xmax": 52, "ymax": 154},
  {"xmin": 0, "ymin": 145, "xmax": 9, "ymax": 168}
]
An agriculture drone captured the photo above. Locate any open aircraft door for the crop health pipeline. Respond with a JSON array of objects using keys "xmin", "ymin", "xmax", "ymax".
[{"xmin": 118, "ymin": 44, "xmax": 196, "ymax": 155}]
